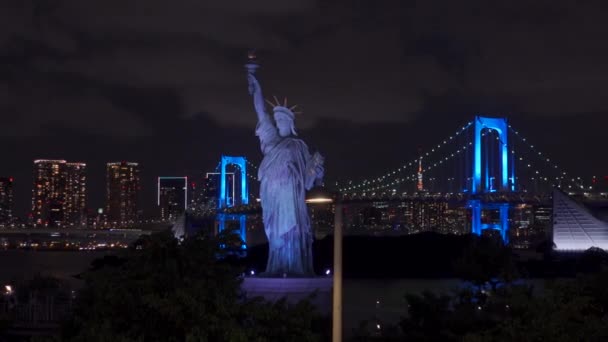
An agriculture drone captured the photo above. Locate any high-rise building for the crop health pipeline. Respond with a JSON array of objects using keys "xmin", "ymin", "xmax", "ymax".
[
  {"xmin": 187, "ymin": 177, "xmax": 202, "ymax": 212},
  {"xmin": 31, "ymin": 160, "xmax": 87, "ymax": 228},
  {"xmin": 106, "ymin": 162, "xmax": 140, "ymax": 227},
  {"xmin": 0, "ymin": 177, "xmax": 14, "ymax": 226},
  {"xmin": 65, "ymin": 163, "xmax": 87, "ymax": 227},
  {"xmin": 203, "ymin": 173, "xmax": 219, "ymax": 209},
  {"xmin": 158, "ymin": 177, "xmax": 187, "ymax": 221},
  {"xmin": 204, "ymin": 172, "xmax": 235, "ymax": 209},
  {"xmin": 32, "ymin": 160, "xmax": 67, "ymax": 227}
]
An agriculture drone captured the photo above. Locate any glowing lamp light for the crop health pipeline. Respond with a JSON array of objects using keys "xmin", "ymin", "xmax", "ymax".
[
  {"xmin": 4, "ymin": 285, "xmax": 12, "ymax": 294},
  {"xmin": 307, "ymin": 198, "xmax": 333, "ymax": 204},
  {"xmin": 306, "ymin": 186, "xmax": 335, "ymax": 204},
  {"xmin": 325, "ymin": 269, "xmax": 331, "ymax": 275},
  {"xmin": 250, "ymin": 270, "xmax": 255, "ymax": 276}
]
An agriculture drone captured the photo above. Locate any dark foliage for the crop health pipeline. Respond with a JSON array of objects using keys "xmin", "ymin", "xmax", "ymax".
[
  {"xmin": 62, "ymin": 231, "xmax": 327, "ymax": 342},
  {"xmin": 351, "ymin": 237, "xmax": 608, "ymax": 341}
]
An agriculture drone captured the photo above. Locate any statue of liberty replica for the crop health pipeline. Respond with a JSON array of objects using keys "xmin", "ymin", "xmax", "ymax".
[{"xmin": 245, "ymin": 52, "xmax": 324, "ymax": 276}]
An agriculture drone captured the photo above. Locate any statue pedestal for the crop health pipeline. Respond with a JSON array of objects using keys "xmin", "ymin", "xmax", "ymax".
[{"xmin": 241, "ymin": 277, "xmax": 333, "ymax": 315}]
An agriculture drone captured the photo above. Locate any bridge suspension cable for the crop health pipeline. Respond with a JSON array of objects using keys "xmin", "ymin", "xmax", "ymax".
[
  {"xmin": 349, "ymin": 129, "xmax": 480, "ymax": 195},
  {"xmin": 422, "ymin": 118, "xmax": 585, "ymax": 193},
  {"xmin": 361, "ymin": 129, "xmax": 513, "ymax": 195},
  {"xmin": 508, "ymin": 125, "xmax": 586, "ymax": 190},
  {"xmin": 246, "ymin": 159, "xmax": 259, "ymax": 171},
  {"xmin": 340, "ymin": 119, "xmax": 590, "ymax": 197},
  {"xmin": 338, "ymin": 121, "xmax": 473, "ymax": 193}
]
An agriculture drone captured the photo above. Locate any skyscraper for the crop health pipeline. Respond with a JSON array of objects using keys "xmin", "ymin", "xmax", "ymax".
[
  {"xmin": 157, "ymin": 177, "xmax": 187, "ymax": 221},
  {"xmin": 0, "ymin": 177, "xmax": 14, "ymax": 226},
  {"xmin": 204, "ymin": 172, "xmax": 234, "ymax": 208},
  {"xmin": 106, "ymin": 162, "xmax": 140, "ymax": 227},
  {"xmin": 187, "ymin": 177, "xmax": 203, "ymax": 212},
  {"xmin": 32, "ymin": 160, "xmax": 67, "ymax": 227},
  {"xmin": 31, "ymin": 160, "xmax": 88, "ymax": 228},
  {"xmin": 65, "ymin": 163, "xmax": 87, "ymax": 227}
]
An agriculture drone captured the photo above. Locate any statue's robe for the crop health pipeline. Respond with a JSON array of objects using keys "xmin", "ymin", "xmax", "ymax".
[{"xmin": 256, "ymin": 117, "xmax": 316, "ymax": 276}]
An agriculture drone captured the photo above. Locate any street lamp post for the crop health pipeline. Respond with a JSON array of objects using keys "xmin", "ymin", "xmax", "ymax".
[{"xmin": 332, "ymin": 199, "xmax": 343, "ymax": 342}]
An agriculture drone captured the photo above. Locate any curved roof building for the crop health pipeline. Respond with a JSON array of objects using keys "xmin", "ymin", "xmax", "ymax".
[{"xmin": 553, "ymin": 189, "xmax": 608, "ymax": 251}]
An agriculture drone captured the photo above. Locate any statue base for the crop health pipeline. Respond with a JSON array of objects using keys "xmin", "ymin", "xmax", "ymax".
[{"xmin": 241, "ymin": 277, "xmax": 333, "ymax": 315}]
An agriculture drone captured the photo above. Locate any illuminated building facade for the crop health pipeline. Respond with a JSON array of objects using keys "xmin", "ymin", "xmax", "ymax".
[
  {"xmin": 106, "ymin": 162, "xmax": 140, "ymax": 227},
  {"xmin": 204, "ymin": 172, "xmax": 234, "ymax": 209},
  {"xmin": 158, "ymin": 177, "xmax": 187, "ymax": 221},
  {"xmin": 31, "ymin": 160, "xmax": 87, "ymax": 227},
  {"xmin": 32, "ymin": 160, "xmax": 67, "ymax": 227},
  {"xmin": 0, "ymin": 177, "xmax": 14, "ymax": 226},
  {"xmin": 64, "ymin": 163, "xmax": 87, "ymax": 226},
  {"xmin": 187, "ymin": 177, "xmax": 203, "ymax": 211}
]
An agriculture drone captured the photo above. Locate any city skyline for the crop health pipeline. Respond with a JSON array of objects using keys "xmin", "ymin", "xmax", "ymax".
[{"xmin": 0, "ymin": 152, "xmax": 605, "ymax": 224}]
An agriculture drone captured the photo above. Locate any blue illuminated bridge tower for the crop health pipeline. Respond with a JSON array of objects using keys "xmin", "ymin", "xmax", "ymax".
[
  {"xmin": 218, "ymin": 155, "xmax": 249, "ymax": 250},
  {"xmin": 468, "ymin": 116, "xmax": 515, "ymax": 243},
  {"xmin": 219, "ymin": 155, "xmax": 249, "ymax": 209}
]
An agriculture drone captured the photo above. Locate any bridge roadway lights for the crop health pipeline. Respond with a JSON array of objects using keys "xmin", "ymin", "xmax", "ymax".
[{"xmin": 468, "ymin": 200, "xmax": 510, "ymax": 244}]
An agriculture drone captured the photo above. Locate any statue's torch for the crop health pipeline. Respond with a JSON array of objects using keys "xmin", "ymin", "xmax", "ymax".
[
  {"xmin": 245, "ymin": 50, "xmax": 259, "ymax": 95},
  {"xmin": 245, "ymin": 49, "xmax": 259, "ymax": 75}
]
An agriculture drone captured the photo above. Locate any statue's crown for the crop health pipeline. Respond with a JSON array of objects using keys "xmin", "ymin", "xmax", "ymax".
[{"xmin": 265, "ymin": 96, "xmax": 302, "ymax": 121}]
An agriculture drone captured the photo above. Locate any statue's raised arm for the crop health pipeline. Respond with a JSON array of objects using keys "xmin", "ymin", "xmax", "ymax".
[
  {"xmin": 247, "ymin": 73, "xmax": 268, "ymax": 123},
  {"xmin": 246, "ymin": 67, "xmax": 280, "ymax": 155}
]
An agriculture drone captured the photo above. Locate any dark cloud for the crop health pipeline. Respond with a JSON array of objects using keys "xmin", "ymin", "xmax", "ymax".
[
  {"xmin": 4, "ymin": 0, "xmax": 608, "ymax": 132},
  {"xmin": 1, "ymin": 0, "xmax": 608, "ymax": 217}
]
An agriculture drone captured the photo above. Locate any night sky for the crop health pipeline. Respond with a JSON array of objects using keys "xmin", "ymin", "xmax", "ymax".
[{"xmin": 1, "ymin": 0, "xmax": 607, "ymax": 218}]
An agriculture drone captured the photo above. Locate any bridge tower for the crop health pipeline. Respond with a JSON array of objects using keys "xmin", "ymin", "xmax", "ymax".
[
  {"xmin": 471, "ymin": 116, "xmax": 515, "ymax": 194},
  {"xmin": 218, "ymin": 155, "xmax": 249, "ymax": 209},
  {"xmin": 217, "ymin": 213, "xmax": 247, "ymax": 251},
  {"xmin": 469, "ymin": 116, "xmax": 515, "ymax": 242},
  {"xmin": 216, "ymin": 155, "xmax": 249, "ymax": 252}
]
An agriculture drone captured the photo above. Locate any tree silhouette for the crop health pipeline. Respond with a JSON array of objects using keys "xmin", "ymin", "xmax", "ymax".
[{"xmin": 62, "ymin": 231, "xmax": 327, "ymax": 341}]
